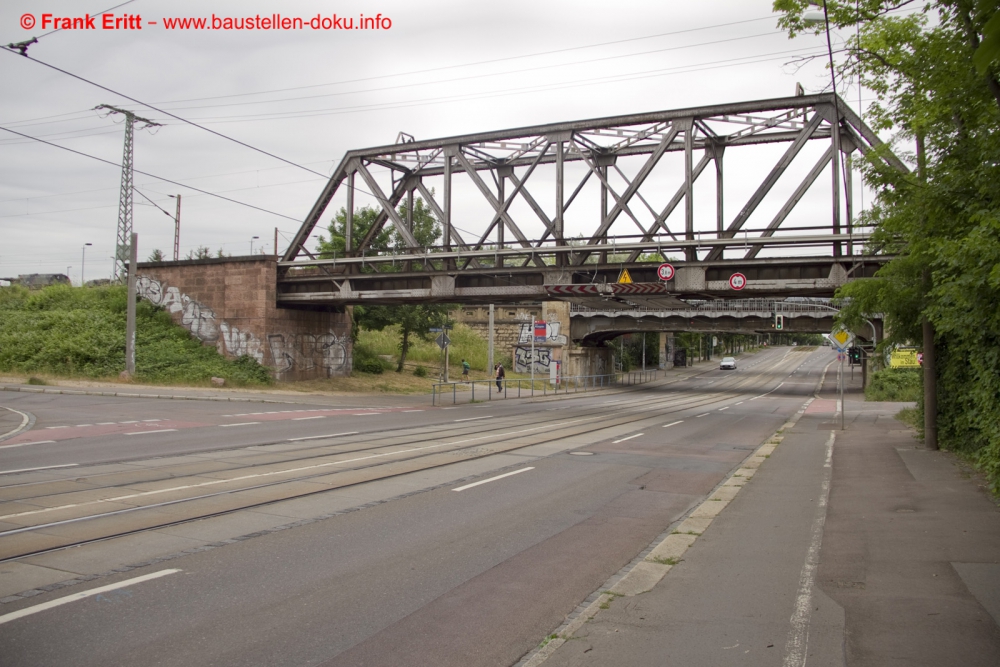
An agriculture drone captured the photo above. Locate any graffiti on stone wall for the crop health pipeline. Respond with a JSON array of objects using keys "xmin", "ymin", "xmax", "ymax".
[
  {"xmin": 516, "ymin": 321, "xmax": 567, "ymax": 345},
  {"xmin": 267, "ymin": 332, "xmax": 350, "ymax": 376},
  {"xmin": 137, "ymin": 275, "xmax": 262, "ymax": 362},
  {"xmin": 513, "ymin": 346, "xmax": 552, "ymax": 373}
]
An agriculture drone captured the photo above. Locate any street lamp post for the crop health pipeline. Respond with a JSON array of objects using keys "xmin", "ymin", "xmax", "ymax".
[
  {"xmin": 81, "ymin": 242, "xmax": 92, "ymax": 286},
  {"xmin": 250, "ymin": 236, "xmax": 259, "ymax": 255}
]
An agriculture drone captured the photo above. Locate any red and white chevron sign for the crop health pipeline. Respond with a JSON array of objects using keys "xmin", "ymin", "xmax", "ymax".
[
  {"xmin": 610, "ymin": 283, "xmax": 668, "ymax": 295},
  {"xmin": 545, "ymin": 284, "xmax": 601, "ymax": 296},
  {"xmin": 545, "ymin": 283, "xmax": 668, "ymax": 297}
]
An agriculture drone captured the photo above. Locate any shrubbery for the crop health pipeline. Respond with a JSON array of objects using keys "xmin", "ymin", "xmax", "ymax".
[
  {"xmin": 0, "ymin": 284, "xmax": 272, "ymax": 386},
  {"xmin": 865, "ymin": 368, "xmax": 922, "ymax": 402}
]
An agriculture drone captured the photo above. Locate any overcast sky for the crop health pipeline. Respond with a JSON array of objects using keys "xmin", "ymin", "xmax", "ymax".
[{"xmin": 0, "ymin": 0, "xmax": 885, "ymax": 283}]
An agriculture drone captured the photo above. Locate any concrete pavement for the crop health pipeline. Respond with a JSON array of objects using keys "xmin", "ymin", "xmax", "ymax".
[{"xmin": 532, "ymin": 361, "xmax": 1000, "ymax": 666}]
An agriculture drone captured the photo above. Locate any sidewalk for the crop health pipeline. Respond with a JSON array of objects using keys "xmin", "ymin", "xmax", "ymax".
[{"xmin": 532, "ymin": 361, "xmax": 1000, "ymax": 666}]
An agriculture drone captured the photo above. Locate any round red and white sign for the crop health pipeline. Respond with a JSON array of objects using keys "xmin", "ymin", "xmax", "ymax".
[
  {"xmin": 657, "ymin": 262, "xmax": 675, "ymax": 281},
  {"xmin": 728, "ymin": 272, "xmax": 747, "ymax": 290}
]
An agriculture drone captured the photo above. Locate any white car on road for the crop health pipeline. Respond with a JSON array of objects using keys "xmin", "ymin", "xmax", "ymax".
[{"xmin": 720, "ymin": 357, "xmax": 737, "ymax": 370}]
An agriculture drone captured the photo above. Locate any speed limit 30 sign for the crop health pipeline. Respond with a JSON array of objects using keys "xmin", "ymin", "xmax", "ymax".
[
  {"xmin": 728, "ymin": 272, "xmax": 747, "ymax": 290},
  {"xmin": 657, "ymin": 263, "xmax": 675, "ymax": 281}
]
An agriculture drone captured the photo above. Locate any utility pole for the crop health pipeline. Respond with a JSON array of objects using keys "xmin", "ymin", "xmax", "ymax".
[
  {"xmin": 274, "ymin": 227, "xmax": 279, "ymax": 256},
  {"xmin": 125, "ymin": 233, "xmax": 138, "ymax": 377},
  {"xmin": 81, "ymin": 242, "xmax": 92, "ymax": 285},
  {"xmin": 96, "ymin": 105, "xmax": 162, "ymax": 282},
  {"xmin": 168, "ymin": 195, "xmax": 181, "ymax": 261},
  {"xmin": 488, "ymin": 304, "xmax": 495, "ymax": 375}
]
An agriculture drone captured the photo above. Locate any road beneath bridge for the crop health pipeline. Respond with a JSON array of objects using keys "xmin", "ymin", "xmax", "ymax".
[{"xmin": 1, "ymin": 347, "xmax": 831, "ymax": 666}]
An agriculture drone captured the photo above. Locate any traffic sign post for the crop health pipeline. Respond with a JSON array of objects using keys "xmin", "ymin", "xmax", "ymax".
[
  {"xmin": 728, "ymin": 272, "xmax": 747, "ymax": 290},
  {"xmin": 657, "ymin": 263, "xmax": 675, "ymax": 281}
]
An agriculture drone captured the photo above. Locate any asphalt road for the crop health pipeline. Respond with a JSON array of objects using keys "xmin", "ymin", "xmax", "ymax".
[{"xmin": 0, "ymin": 346, "xmax": 833, "ymax": 666}]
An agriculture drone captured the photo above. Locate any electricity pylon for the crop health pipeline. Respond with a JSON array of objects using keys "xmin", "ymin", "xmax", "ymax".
[{"xmin": 95, "ymin": 104, "xmax": 162, "ymax": 282}]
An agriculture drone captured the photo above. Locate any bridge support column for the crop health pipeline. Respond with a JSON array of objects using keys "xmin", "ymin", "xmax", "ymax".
[{"xmin": 659, "ymin": 332, "xmax": 674, "ymax": 369}]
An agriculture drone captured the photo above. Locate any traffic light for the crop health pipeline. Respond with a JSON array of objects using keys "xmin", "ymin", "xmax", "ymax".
[
  {"xmin": 775, "ymin": 314, "xmax": 784, "ymax": 330},
  {"xmin": 849, "ymin": 347, "xmax": 861, "ymax": 365}
]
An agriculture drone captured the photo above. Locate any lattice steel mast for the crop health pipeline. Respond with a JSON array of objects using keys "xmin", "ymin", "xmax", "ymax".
[{"xmin": 95, "ymin": 104, "xmax": 162, "ymax": 281}]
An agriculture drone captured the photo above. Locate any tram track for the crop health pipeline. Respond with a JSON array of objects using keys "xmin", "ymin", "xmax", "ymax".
[{"xmin": 0, "ymin": 349, "xmax": 822, "ymax": 563}]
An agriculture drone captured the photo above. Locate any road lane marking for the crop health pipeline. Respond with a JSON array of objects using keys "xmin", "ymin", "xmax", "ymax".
[
  {"xmin": 352, "ymin": 413, "xmax": 377, "ymax": 416},
  {"xmin": 662, "ymin": 421, "xmax": 684, "ymax": 428},
  {"xmin": 695, "ymin": 413, "xmax": 710, "ymax": 418},
  {"xmin": 287, "ymin": 431, "xmax": 359, "ymax": 442},
  {"xmin": 402, "ymin": 410, "xmax": 423, "ymax": 413},
  {"xmin": 44, "ymin": 426, "xmax": 69, "ymax": 430},
  {"xmin": 612, "ymin": 433, "xmax": 644, "ymax": 443},
  {"xmin": 119, "ymin": 421, "xmax": 139, "ymax": 424},
  {"xmin": 124, "ymin": 429, "xmax": 177, "ymax": 436},
  {"xmin": 292, "ymin": 416, "xmax": 325, "ymax": 421},
  {"xmin": 0, "ymin": 463, "xmax": 78, "ymax": 475},
  {"xmin": 783, "ymin": 432, "xmax": 835, "ymax": 666},
  {"xmin": 219, "ymin": 422, "xmax": 260, "ymax": 427},
  {"xmin": 0, "ymin": 569, "xmax": 181, "ymax": 626},
  {"xmin": 454, "ymin": 416, "xmax": 493, "ymax": 422},
  {"xmin": 736, "ymin": 401, "xmax": 744, "ymax": 405},
  {"xmin": 0, "ymin": 440, "xmax": 57, "ymax": 449},
  {"xmin": 141, "ymin": 419, "xmax": 162, "ymax": 422},
  {"xmin": 96, "ymin": 422, "xmax": 117, "ymax": 425},
  {"xmin": 718, "ymin": 407, "xmax": 729, "ymax": 411},
  {"xmin": 0, "ymin": 418, "xmax": 591, "ymax": 523},
  {"xmin": 453, "ymin": 467, "xmax": 534, "ymax": 492}
]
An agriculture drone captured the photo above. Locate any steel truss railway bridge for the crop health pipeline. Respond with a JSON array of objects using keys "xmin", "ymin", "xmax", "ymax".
[{"xmin": 276, "ymin": 93, "xmax": 903, "ymax": 312}]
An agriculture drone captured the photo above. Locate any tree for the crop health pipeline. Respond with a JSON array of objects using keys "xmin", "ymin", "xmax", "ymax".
[
  {"xmin": 186, "ymin": 246, "xmax": 211, "ymax": 260},
  {"xmin": 147, "ymin": 249, "xmax": 165, "ymax": 262},
  {"xmin": 316, "ymin": 196, "xmax": 442, "ymax": 260},
  {"xmin": 354, "ymin": 303, "xmax": 453, "ymax": 372},
  {"xmin": 774, "ymin": 1, "xmax": 1000, "ymax": 487}
]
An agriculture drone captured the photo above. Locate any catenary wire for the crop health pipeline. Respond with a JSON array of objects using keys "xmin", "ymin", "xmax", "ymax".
[{"xmin": 0, "ymin": 125, "xmax": 304, "ymax": 222}]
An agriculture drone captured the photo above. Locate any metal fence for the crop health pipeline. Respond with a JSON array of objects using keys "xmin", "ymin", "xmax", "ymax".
[{"xmin": 431, "ymin": 369, "xmax": 660, "ymax": 406}]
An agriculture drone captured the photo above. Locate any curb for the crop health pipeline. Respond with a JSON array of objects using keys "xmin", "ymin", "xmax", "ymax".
[
  {"xmin": 0, "ymin": 406, "xmax": 34, "ymax": 444},
  {"xmin": 520, "ymin": 392, "xmax": 821, "ymax": 666},
  {"xmin": 0, "ymin": 385, "xmax": 300, "ymax": 405}
]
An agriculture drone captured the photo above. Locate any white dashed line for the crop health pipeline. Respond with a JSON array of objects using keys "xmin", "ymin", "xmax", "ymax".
[
  {"xmin": 219, "ymin": 422, "xmax": 260, "ymax": 427},
  {"xmin": 612, "ymin": 433, "xmax": 644, "ymax": 443},
  {"xmin": 0, "ymin": 569, "xmax": 181, "ymax": 626},
  {"xmin": 293, "ymin": 416, "xmax": 325, "ymax": 421},
  {"xmin": 454, "ymin": 416, "xmax": 493, "ymax": 422},
  {"xmin": 0, "ymin": 463, "xmax": 78, "ymax": 474},
  {"xmin": 695, "ymin": 413, "xmax": 710, "ymax": 418},
  {"xmin": 124, "ymin": 429, "xmax": 177, "ymax": 436},
  {"xmin": 453, "ymin": 467, "xmax": 534, "ymax": 492},
  {"xmin": 286, "ymin": 431, "xmax": 358, "ymax": 442},
  {"xmin": 718, "ymin": 407, "xmax": 729, "ymax": 411},
  {"xmin": 402, "ymin": 410, "xmax": 423, "ymax": 413},
  {"xmin": 662, "ymin": 421, "xmax": 684, "ymax": 428},
  {"xmin": 0, "ymin": 440, "xmax": 57, "ymax": 449}
]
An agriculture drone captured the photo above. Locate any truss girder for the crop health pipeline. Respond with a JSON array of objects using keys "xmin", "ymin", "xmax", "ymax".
[{"xmin": 282, "ymin": 94, "xmax": 906, "ymax": 275}]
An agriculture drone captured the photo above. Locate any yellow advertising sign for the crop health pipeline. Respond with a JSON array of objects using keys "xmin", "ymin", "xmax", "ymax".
[
  {"xmin": 890, "ymin": 349, "xmax": 921, "ymax": 368},
  {"xmin": 617, "ymin": 268, "xmax": 633, "ymax": 284}
]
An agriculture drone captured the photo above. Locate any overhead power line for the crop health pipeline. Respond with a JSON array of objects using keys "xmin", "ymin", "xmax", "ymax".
[
  {"xmin": 159, "ymin": 16, "xmax": 779, "ymax": 105},
  {"xmin": 0, "ymin": 125, "xmax": 303, "ymax": 223},
  {"xmin": 0, "ymin": 49, "xmax": 328, "ymax": 179}
]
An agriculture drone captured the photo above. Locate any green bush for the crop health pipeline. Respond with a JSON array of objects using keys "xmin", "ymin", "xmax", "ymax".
[
  {"xmin": 865, "ymin": 368, "xmax": 922, "ymax": 402},
  {"xmin": 352, "ymin": 344, "xmax": 385, "ymax": 374},
  {"xmin": 0, "ymin": 284, "xmax": 272, "ymax": 386},
  {"xmin": 413, "ymin": 365, "xmax": 428, "ymax": 377}
]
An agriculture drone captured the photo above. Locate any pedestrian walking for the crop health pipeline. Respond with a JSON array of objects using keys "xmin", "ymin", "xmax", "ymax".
[
  {"xmin": 495, "ymin": 362, "xmax": 505, "ymax": 392},
  {"xmin": 461, "ymin": 359, "xmax": 470, "ymax": 382}
]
